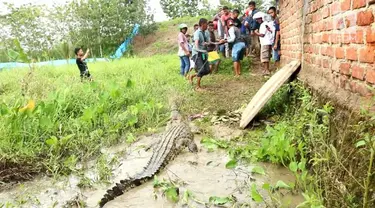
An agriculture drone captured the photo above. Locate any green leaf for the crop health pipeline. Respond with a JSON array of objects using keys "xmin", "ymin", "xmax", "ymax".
[
  {"xmin": 275, "ymin": 180, "xmax": 291, "ymax": 189},
  {"xmin": 153, "ymin": 176, "xmax": 160, "ymax": 187},
  {"xmin": 46, "ymin": 136, "xmax": 58, "ymax": 146},
  {"xmin": 225, "ymin": 160, "xmax": 237, "ymax": 169},
  {"xmin": 126, "ymin": 133, "xmax": 137, "ymax": 143},
  {"xmin": 60, "ymin": 134, "xmax": 74, "ymax": 145},
  {"xmin": 164, "ymin": 187, "xmax": 179, "ymax": 203},
  {"xmin": 126, "ymin": 79, "xmax": 135, "ymax": 88},
  {"xmin": 289, "ymin": 161, "xmax": 298, "ymax": 172},
  {"xmin": 208, "ymin": 196, "xmax": 233, "ymax": 205},
  {"xmin": 250, "ymin": 184, "xmax": 263, "ymax": 202},
  {"xmin": 250, "ymin": 166, "xmax": 265, "ymax": 175},
  {"xmin": 355, "ymin": 140, "xmax": 366, "ymax": 148},
  {"xmin": 262, "ymin": 183, "xmax": 271, "ymax": 191}
]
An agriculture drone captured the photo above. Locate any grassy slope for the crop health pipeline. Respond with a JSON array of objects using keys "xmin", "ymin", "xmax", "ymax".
[
  {"xmin": 0, "ymin": 55, "xmax": 191, "ymax": 180},
  {"xmin": 0, "ymin": 17, "xmax": 267, "ymax": 181}
]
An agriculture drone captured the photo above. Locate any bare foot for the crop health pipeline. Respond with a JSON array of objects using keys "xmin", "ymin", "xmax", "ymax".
[
  {"xmin": 195, "ymin": 87, "xmax": 206, "ymax": 92},
  {"xmin": 188, "ymin": 75, "xmax": 193, "ymax": 85}
]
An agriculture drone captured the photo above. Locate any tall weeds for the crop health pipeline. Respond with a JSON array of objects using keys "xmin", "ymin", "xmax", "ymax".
[{"xmin": 0, "ymin": 55, "xmax": 190, "ymax": 180}]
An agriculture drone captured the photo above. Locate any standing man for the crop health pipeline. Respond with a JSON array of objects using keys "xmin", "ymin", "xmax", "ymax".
[
  {"xmin": 221, "ymin": 20, "xmax": 246, "ymax": 77},
  {"xmin": 177, "ymin": 23, "xmax": 190, "ymax": 77},
  {"xmin": 268, "ymin": 6, "xmax": 281, "ymax": 69},
  {"xmin": 245, "ymin": 1, "xmax": 260, "ymax": 57},
  {"xmin": 227, "ymin": 9, "xmax": 242, "ymax": 29},
  {"xmin": 253, "ymin": 12, "xmax": 275, "ymax": 75},
  {"xmin": 189, "ymin": 18, "xmax": 211, "ymax": 91},
  {"xmin": 74, "ymin": 47, "xmax": 93, "ymax": 81},
  {"xmin": 220, "ymin": 6, "xmax": 231, "ymax": 57}
]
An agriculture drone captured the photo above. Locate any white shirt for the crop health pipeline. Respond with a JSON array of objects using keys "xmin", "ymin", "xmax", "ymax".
[{"xmin": 259, "ymin": 22, "xmax": 275, "ymax": 46}]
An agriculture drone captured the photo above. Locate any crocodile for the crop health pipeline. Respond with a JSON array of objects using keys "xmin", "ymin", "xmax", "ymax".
[{"xmin": 98, "ymin": 104, "xmax": 197, "ymax": 207}]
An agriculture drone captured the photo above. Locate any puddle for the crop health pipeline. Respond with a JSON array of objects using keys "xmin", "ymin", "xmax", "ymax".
[{"xmin": 0, "ymin": 125, "xmax": 304, "ymax": 208}]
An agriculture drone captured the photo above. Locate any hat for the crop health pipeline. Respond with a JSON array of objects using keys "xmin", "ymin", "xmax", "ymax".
[
  {"xmin": 253, "ymin": 12, "xmax": 265, "ymax": 20},
  {"xmin": 228, "ymin": 20, "xmax": 234, "ymax": 26},
  {"xmin": 178, "ymin": 23, "xmax": 188, "ymax": 29}
]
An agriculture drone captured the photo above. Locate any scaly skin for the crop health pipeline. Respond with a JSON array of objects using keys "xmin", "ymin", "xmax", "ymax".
[{"xmin": 98, "ymin": 107, "xmax": 197, "ymax": 207}]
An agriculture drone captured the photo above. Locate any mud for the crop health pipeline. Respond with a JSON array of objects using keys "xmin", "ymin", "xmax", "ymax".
[{"xmin": 0, "ymin": 126, "xmax": 303, "ymax": 208}]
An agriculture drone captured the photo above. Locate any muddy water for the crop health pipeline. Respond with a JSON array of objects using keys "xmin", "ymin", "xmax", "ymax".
[{"xmin": 0, "ymin": 125, "xmax": 304, "ymax": 208}]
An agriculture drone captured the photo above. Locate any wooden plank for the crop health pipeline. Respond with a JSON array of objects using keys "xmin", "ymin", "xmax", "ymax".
[{"xmin": 239, "ymin": 60, "xmax": 301, "ymax": 129}]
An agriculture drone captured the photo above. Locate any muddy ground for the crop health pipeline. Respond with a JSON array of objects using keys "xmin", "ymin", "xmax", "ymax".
[{"xmin": 0, "ymin": 123, "xmax": 303, "ymax": 208}]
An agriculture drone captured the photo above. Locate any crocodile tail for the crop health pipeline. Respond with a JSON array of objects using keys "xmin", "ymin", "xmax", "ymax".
[{"xmin": 98, "ymin": 175, "xmax": 153, "ymax": 207}]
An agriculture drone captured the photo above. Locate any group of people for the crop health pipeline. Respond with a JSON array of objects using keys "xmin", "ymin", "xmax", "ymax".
[{"xmin": 177, "ymin": 1, "xmax": 281, "ymax": 91}]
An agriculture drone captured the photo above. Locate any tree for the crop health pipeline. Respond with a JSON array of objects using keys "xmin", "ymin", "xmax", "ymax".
[{"xmin": 160, "ymin": 0, "xmax": 200, "ymax": 19}]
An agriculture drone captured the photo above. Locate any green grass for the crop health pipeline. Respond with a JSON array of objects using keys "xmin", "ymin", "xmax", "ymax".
[{"xmin": 0, "ymin": 54, "xmax": 192, "ymax": 178}]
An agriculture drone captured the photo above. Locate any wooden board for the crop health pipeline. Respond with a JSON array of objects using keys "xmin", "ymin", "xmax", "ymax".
[{"xmin": 239, "ymin": 60, "xmax": 301, "ymax": 129}]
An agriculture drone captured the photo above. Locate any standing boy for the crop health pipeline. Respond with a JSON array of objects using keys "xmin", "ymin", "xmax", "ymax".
[
  {"xmin": 253, "ymin": 12, "xmax": 275, "ymax": 75},
  {"xmin": 268, "ymin": 6, "xmax": 281, "ymax": 68},
  {"xmin": 177, "ymin": 23, "xmax": 190, "ymax": 77},
  {"xmin": 189, "ymin": 18, "xmax": 211, "ymax": 91},
  {"xmin": 74, "ymin": 47, "xmax": 92, "ymax": 81},
  {"xmin": 207, "ymin": 21, "xmax": 221, "ymax": 73}
]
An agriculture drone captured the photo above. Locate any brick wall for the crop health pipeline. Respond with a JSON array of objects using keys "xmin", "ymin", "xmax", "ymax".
[{"xmin": 279, "ymin": 0, "xmax": 375, "ymax": 98}]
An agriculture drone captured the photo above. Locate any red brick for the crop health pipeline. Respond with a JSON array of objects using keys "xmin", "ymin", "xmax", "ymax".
[
  {"xmin": 326, "ymin": 46, "xmax": 334, "ymax": 57},
  {"xmin": 322, "ymin": 6, "xmax": 330, "ymax": 19},
  {"xmin": 352, "ymin": 65, "xmax": 365, "ymax": 80},
  {"xmin": 341, "ymin": 0, "xmax": 351, "ymax": 11},
  {"xmin": 340, "ymin": 62, "xmax": 351, "ymax": 75},
  {"xmin": 357, "ymin": 11, "xmax": 374, "ymax": 26},
  {"xmin": 331, "ymin": 1, "xmax": 341, "ymax": 16},
  {"xmin": 331, "ymin": 33, "xmax": 343, "ymax": 43},
  {"xmin": 343, "ymin": 32, "xmax": 353, "ymax": 44},
  {"xmin": 367, "ymin": 69, "xmax": 375, "ymax": 84},
  {"xmin": 359, "ymin": 46, "xmax": 375, "ymax": 63},
  {"xmin": 346, "ymin": 47, "xmax": 358, "ymax": 61},
  {"xmin": 355, "ymin": 29, "xmax": 364, "ymax": 44},
  {"xmin": 335, "ymin": 47, "xmax": 345, "ymax": 59},
  {"xmin": 335, "ymin": 17, "xmax": 345, "ymax": 30},
  {"xmin": 326, "ymin": 18, "xmax": 334, "ymax": 31},
  {"xmin": 322, "ymin": 33, "xmax": 330, "ymax": 43},
  {"xmin": 366, "ymin": 28, "xmax": 375, "ymax": 43},
  {"xmin": 353, "ymin": 0, "xmax": 366, "ymax": 9},
  {"xmin": 345, "ymin": 12, "xmax": 357, "ymax": 28}
]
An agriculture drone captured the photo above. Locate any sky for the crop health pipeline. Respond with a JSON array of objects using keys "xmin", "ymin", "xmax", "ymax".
[{"xmin": 0, "ymin": 0, "xmax": 221, "ymax": 22}]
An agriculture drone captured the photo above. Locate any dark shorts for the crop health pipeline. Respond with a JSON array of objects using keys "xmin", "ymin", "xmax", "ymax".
[
  {"xmin": 80, "ymin": 70, "xmax": 91, "ymax": 78},
  {"xmin": 193, "ymin": 53, "xmax": 210, "ymax": 78}
]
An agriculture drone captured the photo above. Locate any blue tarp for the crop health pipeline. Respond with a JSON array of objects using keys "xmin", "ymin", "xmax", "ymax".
[
  {"xmin": 0, "ymin": 58, "xmax": 107, "ymax": 70},
  {"xmin": 110, "ymin": 24, "xmax": 140, "ymax": 59}
]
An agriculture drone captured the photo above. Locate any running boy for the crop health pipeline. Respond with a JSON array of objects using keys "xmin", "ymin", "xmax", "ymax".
[{"xmin": 74, "ymin": 47, "xmax": 92, "ymax": 81}]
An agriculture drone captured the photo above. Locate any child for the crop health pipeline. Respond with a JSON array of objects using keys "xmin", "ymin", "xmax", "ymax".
[
  {"xmin": 207, "ymin": 21, "xmax": 221, "ymax": 73},
  {"xmin": 253, "ymin": 12, "xmax": 274, "ymax": 75},
  {"xmin": 177, "ymin": 23, "xmax": 190, "ymax": 77},
  {"xmin": 74, "ymin": 47, "xmax": 93, "ymax": 81}
]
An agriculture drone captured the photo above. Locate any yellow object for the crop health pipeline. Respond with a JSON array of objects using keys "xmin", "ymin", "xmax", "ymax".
[
  {"xmin": 19, "ymin": 99, "xmax": 36, "ymax": 112},
  {"xmin": 208, "ymin": 51, "xmax": 220, "ymax": 62}
]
